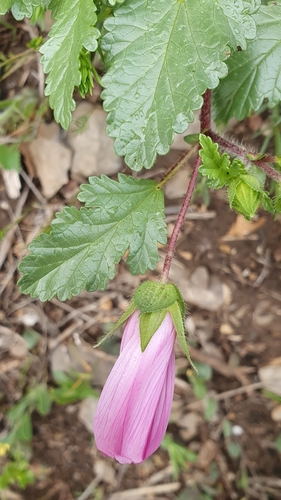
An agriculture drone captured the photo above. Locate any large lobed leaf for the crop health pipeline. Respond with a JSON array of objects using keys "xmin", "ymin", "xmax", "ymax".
[
  {"xmin": 39, "ymin": 0, "xmax": 99, "ymax": 129},
  {"xmin": 18, "ymin": 175, "xmax": 167, "ymax": 301},
  {"xmin": 213, "ymin": 4, "xmax": 281, "ymax": 122},
  {"xmin": 0, "ymin": 0, "xmax": 41, "ymax": 19},
  {"xmin": 101, "ymin": 0, "xmax": 260, "ymax": 171}
]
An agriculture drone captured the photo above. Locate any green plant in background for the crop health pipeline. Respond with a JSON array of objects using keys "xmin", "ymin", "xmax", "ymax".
[
  {"xmin": 0, "ymin": 448, "xmax": 35, "ymax": 490},
  {"xmin": 51, "ymin": 370, "xmax": 97, "ymax": 405},
  {"xmin": 0, "ymin": 372, "xmax": 97, "ymax": 491},
  {"xmin": 161, "ymin": 434, "xmax": 197, "ymax": 479},
  {"xmin": 222, "ymin": 419, "xmax": 242, "ymax": 460}
]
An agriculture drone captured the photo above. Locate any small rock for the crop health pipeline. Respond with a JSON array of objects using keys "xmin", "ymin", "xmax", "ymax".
[
  {"xmin": 220, "ymin": 323, "xmax": 234, "ymax": 336},
  {"xmin": 78, "ymin": 397, "xmax": 98, "ymax": 434},
  {"xmin": 232, "ymin": 425, "xmax": 244, "ymax": 436},
  {"xmin": 2, "ymin": 170, "xmax": 21, "ymax": 199},
  {"xmin": 259, "ymin": 363, "xmax": 281, "ymax": 395},
  {"xmin": 271, "ymin": 405, "xmax": 281, "ymax": 422},
  {"xmin": 0, "ymin": 328, "xmax": 28, "ymax": 359},
  {"xmin": 67, "ymin": 102, "xmax": 122, "ymax": 181},
  {"xmin": 94, "ymin": 460, "xmax": 116, "ymax": 485},
  {"xmin": 253, "ymin": 301, "xmax": 275, "ymax": 328},
  {"xmin": 37, "ymin": 121, "xmax": 61, "ymax": 141},
  {"xmin": 190, "ymin": 266, "xmax": 209, "ymax": 289},
  {"xmin": 28, "ymin": 138, "xmax": 71, "ymax": 198},
  {"xmin": 178, "ymin": 412, "xmax": 203, "ymax": 440},
  {"xmin": 164, "ymin": 261, "xmax": 231, "ymax": 312}
]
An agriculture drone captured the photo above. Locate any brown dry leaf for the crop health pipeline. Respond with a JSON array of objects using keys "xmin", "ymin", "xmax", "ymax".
[
  {"xmin": 222, "ymin": 214, "xmax": 266, "ymax": 240},
  {"xmin": 197, "ymin": 439, "xmax": 218, "ymax": 469}
]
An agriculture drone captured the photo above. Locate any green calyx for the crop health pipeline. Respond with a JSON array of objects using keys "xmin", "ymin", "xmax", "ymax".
[{"xmin": 95, "ymin": 280, "xmax": 195, "ymax": 369}]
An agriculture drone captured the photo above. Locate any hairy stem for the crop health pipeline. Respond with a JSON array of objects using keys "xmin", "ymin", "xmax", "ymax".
[
  {"xmin": 160, "ymin": 90, "xmax": 212, "ymax": 282},
  {"xmin": 161, "ymin": 156, "xmax": 201, "ymax": 282},
  {"xmin": 208, "ymin": 131, "xmax": 281, "ymax": 183},
  {"xmin": 200, "ymin": 89, "xmax": 212, "ymax": 132},
  {"xmin": 157, "ymin": 144, "xmax": 198, "ymax": 189}
]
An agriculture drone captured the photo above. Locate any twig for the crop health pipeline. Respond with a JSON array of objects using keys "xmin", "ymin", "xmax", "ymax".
[
  {"xmin": 0, "ymin": 184, "xmax": 29, "ymax": 269},
  {"xmin": 157, "ymin": 143, "xmax": 198, "ymax": 189},
  {"xmin": 20, "ymin": 169, "xmax": 46, "ymax": 205},
  {"xmin": 48, "ymin": 320, "xmax": 84, "ymax": 350},
  {"xmin": 214, "ymin": 381, "xmax": 264, "ymax": 401},
  {"xmin": 188, "ymin": 346, "xmax": 253, "ymax": 385},
  {"xmin": 77, "ymin": 477, "xmax": 102, "ymax": 500},
  {"xmin": 108, "ymin": 482, "xmax": 181, "ymax": 500}
]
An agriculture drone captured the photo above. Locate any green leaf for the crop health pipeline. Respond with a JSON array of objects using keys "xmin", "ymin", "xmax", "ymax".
[
  {"xmin": 188, "ymin": 374, "xmax": 207, "ymax": 400},
  {"xmin": 169, "ymin": 301, "xmax": 195, "ymax": 370},
  {"xmin": 23, "ymin": 329, "xmax": 41, "ymax": 350},
  {"xmin": 199, "ymin": 134, "xmax": 232, "ymax": 188},
  {"xmin": 18, "ymin": 175, "xmax": 167, "ymax": 301},
  {"xmin": 0, "ymin": 0, "xmax": 13, "ymax": 15},
  {"xmin": 0, "ymin": 144, "xmax": 21, "ymax": 172},
  {"xmin": 226, "ymin": 441, "xmax": 242, "ymax": 459},
  {"xmin": 139, "ymin": 309, "xmax": 167, "ymax": 352},
  {"xmin": 102, "ymin": 0, "xmax": 259, "ymax": 170},
  {"xmin": 204, "ymin": 397, "xmax": 218, "ymax": 421},
  {"xmin": 40, "ymin": 0, "xmax": 99, "ymax": 129},
  {"xmin": 214, "ymin": 4, "xmax": 281, "ymax": 122},
  {"xmin": 161, "ymin": 434, "xmax": 197, "ymax": 479},
  {"xmin": 35, "ymin": 387, "xmax": 52, "ymax": 415},
  {"xmin": 183, "ymin": 134, "xmax": 200, "ymax": 145},
  {"xmin": 95, "ymin": 301, "xmax": 137, "ymax": 347},
  {"xmin": 133, "ymin": 281, "xmax": 178, "ymax": 313},
  {"xmin": 222, "ymin": 419, "xmax": 232, "ymax": 438},
  {"xmin": 3, "ymin": 0, "xmax": 41, "ymax": 19},
  {"xmin": 229, "ymin": 178, "xmax": 262, "ymax": 219},
  {"xmin": 240, "ymin": 174, "xmax": 264, "ymax": 193},
  {"xmin": 16, "ymin": 413, "xmax": 32, "ymax": 442},
  {"xmin": 262, "ymin": 192, "xmax": 275, "ymax": 213}
]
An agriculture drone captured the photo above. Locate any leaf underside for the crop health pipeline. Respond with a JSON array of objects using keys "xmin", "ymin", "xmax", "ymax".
[
  {"xmin": 39, "ymin": 0, "xmax": 99, "ymax": 129},
  {"xmin": 101, "ymin": 0, "xmax": 259, "ymax": 170},
  {"xmin": 18, "ymin": 175, "xmax": 167, "ymax": 301},
  {"xmin": 213, "ymin": 4, "xmax": 281, "ymax": 122}
]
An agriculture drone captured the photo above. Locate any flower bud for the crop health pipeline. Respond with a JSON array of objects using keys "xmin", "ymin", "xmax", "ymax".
[{"xmin": 93, "ymin": 310, "xmax": 176, "ymax": 464}]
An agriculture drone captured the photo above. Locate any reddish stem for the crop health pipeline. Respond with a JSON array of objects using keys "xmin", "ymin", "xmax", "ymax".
[
  {"xmin": 161, "ymin": 156, "xmax": 201, "ymax": 282},
  {"xmin": 161, "ymin": 90, "xmax": 211, "ymax": 282},
  {"xmin": 200, "ymin": 89, "xmax": 212, "ymax": 132},
  {"xmin": 208, "ymin": 131, "xmax": 281, "ymax": 183}
]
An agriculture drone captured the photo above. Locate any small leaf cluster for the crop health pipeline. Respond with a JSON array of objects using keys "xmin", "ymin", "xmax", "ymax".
[
  {"xmin": 199, "ymin": 135, "xmax": 276, "ymax": 219},
  {"xmin": 0, "ymin": 450, "xmax": 35, "ymax": 490}
]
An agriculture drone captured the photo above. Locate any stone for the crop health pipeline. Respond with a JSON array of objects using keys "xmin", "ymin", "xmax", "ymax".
[
  {"xmin": 67, "ymin": 102, "xmax": 122, "ymax": 181},
  {"xmin": 178, "ymin": 412, "xmax": 203, "ymax": 440},
  {"xmin": 28, "ymin": 138, "xmax": 71, "ymax": 198},
  {"xmin": 271, "ymin": 405, "xmax": 281, "ymax": 422},
  {"xmin": 259, "ymin": 363, "xmax": 281, "ymax": 396},
  {"xmin": 78, "ymin": 397, "xmax": 98, "ymax": 434}
]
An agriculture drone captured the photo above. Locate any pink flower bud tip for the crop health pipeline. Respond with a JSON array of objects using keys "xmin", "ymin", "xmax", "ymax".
[{"xmin": 93, "ymin": 310, "xmax": 176, "ymax": 464}]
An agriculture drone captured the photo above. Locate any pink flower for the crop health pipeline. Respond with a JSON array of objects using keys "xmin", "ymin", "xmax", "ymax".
[{"xmin": 93, "ymin": 310, "xmax": 176, "ymax": 464}]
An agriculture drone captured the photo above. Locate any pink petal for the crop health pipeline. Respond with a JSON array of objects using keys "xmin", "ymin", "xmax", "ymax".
[{"xmin": 94, "ymin": 312, "xmax": 176, "ymax": 463}]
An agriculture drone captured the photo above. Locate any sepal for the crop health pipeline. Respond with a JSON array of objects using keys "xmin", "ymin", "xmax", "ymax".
[{"xmin": 94, "ymin": 301, "xmax": 137, "ymax": 347}]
